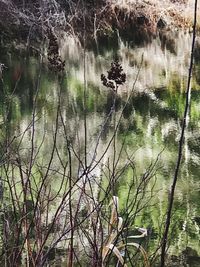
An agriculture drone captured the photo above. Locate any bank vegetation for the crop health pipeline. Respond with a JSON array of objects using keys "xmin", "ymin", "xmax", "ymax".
[{"xmin": 0, "ymin": 0, "xmax": 199, "ymax": 50}]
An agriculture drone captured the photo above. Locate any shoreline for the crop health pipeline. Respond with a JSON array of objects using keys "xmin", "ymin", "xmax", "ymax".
[{"xmin": 0, "ymin": 0, "xmax": 199, "ymax": 52}]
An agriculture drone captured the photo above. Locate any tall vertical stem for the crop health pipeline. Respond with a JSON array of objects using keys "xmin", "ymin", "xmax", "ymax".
[
  {"xmin": 160, "ymin": 0, "xmax": 198, "ymax": 266},
  {"xmin": 83, "ymin": 2, "xmax": 87, "ymax": 169}
]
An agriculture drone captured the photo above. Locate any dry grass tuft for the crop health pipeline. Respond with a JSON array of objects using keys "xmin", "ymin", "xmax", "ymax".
[
  {"xmin": 102, "ymin": 196, "xmax": 150, "ymax": 267},
  {"xmin": 109, "ymin": 0, "xmax": 200, "ymax": 31}
]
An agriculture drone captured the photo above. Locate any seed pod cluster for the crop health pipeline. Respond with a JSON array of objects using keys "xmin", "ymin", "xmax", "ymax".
[
  {"xmin": 101, "ymin": 61, "xmax": 126, "ymax": 91},
  {"xmin": 47, "ymin": 28, "xmax": 65, "ymax": 72}
]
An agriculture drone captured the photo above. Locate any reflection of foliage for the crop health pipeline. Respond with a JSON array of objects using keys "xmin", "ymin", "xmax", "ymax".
[
  {"xmin": 71, "ymin": 79, "xmax": 107, "ymax": 114},
  {"xmin": 193, "ymin": 63, "xmax": 200, "ymax": 88},
  {"xmin": 1, "ymin": 44, "xmax": 200, "ymax": 265}
]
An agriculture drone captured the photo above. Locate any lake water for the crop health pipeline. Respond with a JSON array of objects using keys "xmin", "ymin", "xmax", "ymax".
[{"xmin": 0, "ymin": 31, "xmax": 200, "ymax": 266}]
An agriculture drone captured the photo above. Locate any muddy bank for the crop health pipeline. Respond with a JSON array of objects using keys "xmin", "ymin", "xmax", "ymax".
[
  {"xmin": 0, "ymin": 0, "xmax": 199, "ymax": 50},
  {"xmin": 62, "ymin": 0, "xmax": 200, "ymax": 47}
]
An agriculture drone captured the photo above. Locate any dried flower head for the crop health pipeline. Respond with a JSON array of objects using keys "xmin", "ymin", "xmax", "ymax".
[{"xmin": 101, "ymin": 61, "xmax": 126, "ymax": 91}]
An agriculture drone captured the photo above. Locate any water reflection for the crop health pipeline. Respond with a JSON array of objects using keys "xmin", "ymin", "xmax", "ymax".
[{"xmin": 0, "ymin": 32, "xmax": 200, "ymax": 265}]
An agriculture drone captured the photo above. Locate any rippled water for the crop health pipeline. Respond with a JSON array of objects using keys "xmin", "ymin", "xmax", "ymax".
[{"xmin": 0, "ymin": 32, "xmax": 200, "ymax": 266}]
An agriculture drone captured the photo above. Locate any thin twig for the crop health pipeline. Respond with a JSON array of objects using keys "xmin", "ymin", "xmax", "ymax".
[{"xmin": 160, "ymin": 0, "xmax": 198, "ymax": 266}]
